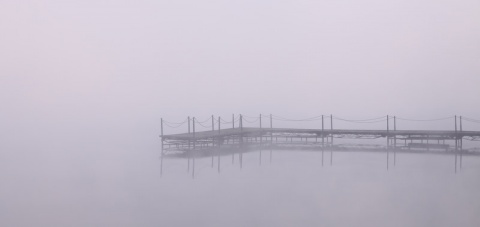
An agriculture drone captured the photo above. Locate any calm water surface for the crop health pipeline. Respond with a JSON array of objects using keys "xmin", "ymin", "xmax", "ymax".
[{"xmin": 2, "ymin": 149, "xmax": 480, "ymax": 227}]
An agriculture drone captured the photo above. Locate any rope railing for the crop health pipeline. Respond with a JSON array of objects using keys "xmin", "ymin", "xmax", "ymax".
[
  {"xmin": 271, "ymin": 114, "xmax": 324, "ymax": 122},
  {"xmin": 162, "ymin": 118, "xmax": 188, "ymax": 128},
  {"xmin": 396, "ymin": 116, "xmax": 454, "ymax": 122},
  {"xmin": 195, "ymin": 117, "xmax": 212, "ymax": 124},
  {"xmin": 195, "ymin": 121, "xmax": 211, "ymax": 128},
  {"xmin": 242, "ymin": 117, "xmax": 259, "ymax": 124},
  {"xmin": 163, "ymin": 122, "xmax": 187, "ymax": 128},
  {"xmin": 220, "ymin": 116, "xmax": 240, "ymax": 124},
  {"xmin": 161, "ymin": 115, "xmax": 479, "ymax": 129},
  {"xmin": 333, "ymin": 116, "xmax": 387, "ymax": 123}
]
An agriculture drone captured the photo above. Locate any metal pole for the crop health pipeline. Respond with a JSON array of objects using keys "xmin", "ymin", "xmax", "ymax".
[
  {"xmin": 394, "ymin": 116, "xmax": 396, "ymax": 166},
  {"xmin": 455, "ymin": 115, "xmax": 457, "ymax": 173},
  {"xmin": 322, "ymin": 115, "xmax": 324, "ymax": 166},
  {"xmin": 193, "ymin": 117, "xmax": 196, "ymax": 150},
  {"xmin": 211, "ymin": 115, "xmax": 214, "ymax": 168},
  {"xmin": 192, "ymin": 117, "xmax": 196, "ymax": 178},
  {"xmin": 260, "ymin": 114, "xmax": 262, "ymax": 129},
  {"xmin": 270, "ymin": 114, "xmax": 273, "ymax": 163},
  {"xmin": 387, "ymin": 115, "xmax": 389, "ymax": 149},
  {"xmin": 330, "ymin": 114, "xmax": 333, "ymax": 165},
  {"xmin": 240, "ymin": 114, "xmax": 243, "ymax": 169},
  {"xmin": 218, "ymin": 116, "xmax": 221, "ymax": 172},
  {"xmin": 259, "ymin": 114, "xmax": 262, "ymax": 165},
  {"xmin": 387, "ymin": 115, "xmax": 389, "ymax": 132},
  {"xmin": 240, "ymin": 114, "xmax": 243, "ymax": 143},
  {"xmin": 188, "ymin": 116, "xmax": 191, "ymax": 147},
  {"xmin": 330, "ymin": 114, "xmax": 333, "ymax": 146},
  {"xmin": 387, "ymin": 115, "xmax": 389, "ymax": 170},
  {"xmin": 232, "ymin": 114, "xmax": 235, "ymax": 129},
  {"xmin": 460, "ymin": 116, "xmax": 463, "ymax": 169}
]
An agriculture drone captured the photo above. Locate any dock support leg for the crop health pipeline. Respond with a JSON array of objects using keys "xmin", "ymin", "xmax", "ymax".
[
  {"xmin": 394, "ymin": 116, "xmax": 396, "ymax": 166},
  {"xmin": 460, "ymin": 116, "xmax": 463, "ymax": 169},
  {"xmin": 259, "ymin": 116, "xmax": 263, "ymax": 166},
  {"xmin": 270, "ymin": 114, "xmax": 273, "ymax": 163},
  {"xmin": 455, "ymin": 116, "xmax": 458, "ymax": 173},
  {"xmin": 211, "ymin": 114, "xmax": 215, "ymax": 169},
  {"xmin": 330, "ymin": 114, "xmax": 334, "ymax": 149},
  {"xmin": 240, "ymin": 115, "xmax": 243, "ymax": 169},
  {"xmin": 386, "ymin": 115, "xmax": 389, "ymax": 170},
  {"xmin": 322, "ymin": 115, "xmax": 324, "ymax": 166},
  {"xmin": 427, "ymin": 136, "xmax": 429, "ymax": 152}
]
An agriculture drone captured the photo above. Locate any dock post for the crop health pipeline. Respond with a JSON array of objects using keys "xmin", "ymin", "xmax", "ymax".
[
  {"xmin": 460, "ymin": 116, "xmax": 463, "ymax": 169},
  {"xmin": 427, "ymin": 135, "xmax": 430, "ymax": 152},
  {"xmin": 211, "ymin": 115, "xmax": 215, "ymax": 168},
  {"xmin": 270, "ymin": 114, "xmax": 273, "ymax": 163},
  {"xmin": 218, "ymin": 116, "xmax": 221, "ymax": 173},
  {"xmin": 193, "ymin": 117, "xmax": 196, "ymax": 150},
  {"xmin": 161, "ymin": 118, "xmax": 164, "ymax": 176},
  {"xmin": 455, "ymin": 115, "xmax": 457, "ymax": 173},
  {"xmin": 192, "ymin": 117, "xmax": 196, "ymax": 178},
  {"xmin": 394, "ymin": 116, "xmax": 396, "ymax": 166},
  {"xmin": 387, "ymin": 115, "xmax": 390, "ymax": 149},
  {"xmin": 240, "ymin": 114, "xmax": 243, "ymax": 169},
  {"xmin": 322, "ymin": 115, "xmax": 324, "ymax": 166},
  {"xmin": 386, "ymin": 115, "xmax": 389, "ymax": 170},
  {"xmin": 259, "ymin": 114, "xmax": 262, "ymax": 165},
  {"xmin": 330, "ymin": 114, "xmax": 333, "ymax": 165},
  {"xmin": 188, "ymin": 116, "xmax": 191, "ymax": 150}
]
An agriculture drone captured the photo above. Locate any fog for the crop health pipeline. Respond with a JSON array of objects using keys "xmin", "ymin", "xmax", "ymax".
[{"xmin": 1, "ymin": 0, "xmax": 480, "ymax": 226}]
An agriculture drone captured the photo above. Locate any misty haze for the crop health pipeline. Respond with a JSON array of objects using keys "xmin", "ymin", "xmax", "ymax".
[{"xmin": 1, "ymin": 1, "xmax": 480, "ymax": 227}]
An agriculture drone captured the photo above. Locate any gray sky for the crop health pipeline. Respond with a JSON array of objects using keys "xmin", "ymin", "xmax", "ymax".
[
  {"xmin": 1, "ymin": 2, "xmax": 480, "ymax": 227},
  {"xmin": 1, "ymin": 0, "xmax": 479, "ymax": 148}
]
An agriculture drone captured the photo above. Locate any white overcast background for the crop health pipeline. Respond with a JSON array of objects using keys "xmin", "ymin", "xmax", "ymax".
[{"xmin": 1, "ymin": 0, "xmax": 479, "ymax": 149}]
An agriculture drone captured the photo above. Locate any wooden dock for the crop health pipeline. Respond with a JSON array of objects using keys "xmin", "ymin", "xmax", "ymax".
[
  {"xmin": 160, "ymin": 114, "xmax": 480, "ymax": 153},
  {"xmin": 159, "ymin": 114, "xmax": 480, "ymax": 176}
]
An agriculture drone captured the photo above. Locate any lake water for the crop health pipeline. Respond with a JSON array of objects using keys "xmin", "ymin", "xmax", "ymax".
[{"xmin": 2, "ymin": 148, "xmax": 480, "ymax": 227}]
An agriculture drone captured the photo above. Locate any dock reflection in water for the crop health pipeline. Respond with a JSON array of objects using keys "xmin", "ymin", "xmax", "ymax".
[{"xmin": 157, "ymin": 150, "xmax": 480, "ymax": 227}]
